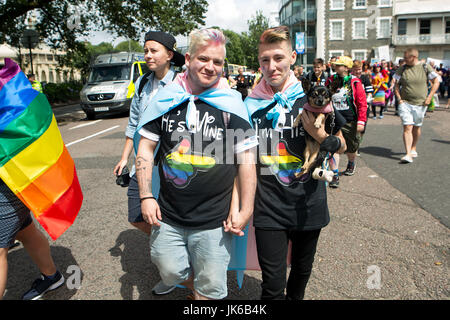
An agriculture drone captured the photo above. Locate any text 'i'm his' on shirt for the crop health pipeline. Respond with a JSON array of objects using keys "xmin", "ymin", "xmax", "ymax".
[{"xmin": 251, "ymin": 96, "xmax": 346, "ymax": 231}]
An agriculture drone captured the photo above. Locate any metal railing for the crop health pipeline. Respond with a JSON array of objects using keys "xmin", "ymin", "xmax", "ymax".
[{"xmin": 393, "ymin": 34, "xmax": 450, "ymax": 45}]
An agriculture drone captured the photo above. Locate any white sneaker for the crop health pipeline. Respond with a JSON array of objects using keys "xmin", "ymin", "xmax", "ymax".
[
  {"xmin": 152, "ymin": 280, "xmax": 176, "ymax": 295},
  {"xmin": 411, "ymin": 150, "xmax": 418, "ymax": 158},
  {"xmin": 400, "ymin": 155, "xmax": 413, "ymax": 163}
]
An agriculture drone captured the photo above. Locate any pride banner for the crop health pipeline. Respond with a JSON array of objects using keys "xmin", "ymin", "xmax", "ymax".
[{"xmin": 0, "ymin": 58, "xmax": 82, "ymax": 240}]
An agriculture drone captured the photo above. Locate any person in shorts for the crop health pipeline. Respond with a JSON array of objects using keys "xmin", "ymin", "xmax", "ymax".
[
  {"xmin": 0, "ymin": 180, "xmax": 64, "ymax": 300},
  {"xmin": 135, "ymin": 28, "xmax": 257, "ymax": 300},
  {"xmin": 325, "ymin": 56, "xmax": 367, "ymax": 187},
  {"xmin": 393, "ymin": 48, "xmax": 440, "ymax": 163},
  {"xmin": 113, "ymin": 30, "xmax": 185, "ymax": 295}
]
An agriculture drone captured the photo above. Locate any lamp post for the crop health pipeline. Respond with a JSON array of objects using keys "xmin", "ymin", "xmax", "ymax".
[{"xmin": 21, "ymin": 29, "xmax": 39, "ymax": 75}]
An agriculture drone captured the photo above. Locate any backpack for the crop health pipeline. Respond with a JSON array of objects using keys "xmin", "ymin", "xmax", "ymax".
[{"xmin": 396, "ymin": 63, "xmax": 430, "ymax": 81}]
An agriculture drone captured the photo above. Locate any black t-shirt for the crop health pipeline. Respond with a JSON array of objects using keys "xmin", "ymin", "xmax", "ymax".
[
  {"xmin": 141, "ymin": 99, "xmax": 255, "ymax": 230},
  {"xmin": 360, "ymin": 74, "xmax": 373, "ymax": 94},
  {"xmin": 251, "ymin": 97, "xmax": 346, "ymax": 231},
  {"xmin": 306, "ymin": 71, "xmax": 329, "ymax": 87}
]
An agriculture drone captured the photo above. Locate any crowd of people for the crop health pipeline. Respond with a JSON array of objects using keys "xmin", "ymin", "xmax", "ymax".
[{"xmin": 0, "ymin": 24, "xmax": 446, "ymax": 301}]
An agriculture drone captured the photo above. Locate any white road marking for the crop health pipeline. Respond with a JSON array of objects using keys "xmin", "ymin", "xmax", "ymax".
[
  {"xmin": 66, "ymin": 125, "xmax": 120, "ymax": 147},
  {"xmin": 69, "ymin": 120, "xmax": 102, "ymax": 130}
]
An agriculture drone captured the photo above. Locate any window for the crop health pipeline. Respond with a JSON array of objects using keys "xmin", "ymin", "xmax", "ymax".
[
  {"xmin": 353, "ymin": 19, "xmax": 367, "ymax": 39},
  {"xmin": 352, "ymin": 50, "xmax": 367, "ymax": 61},
  {"xmin": 353, "ymin": 0, "xmax": 367, "ymax": 9},
  {"xmin": 47, "ymin": 54, "xmax": 53, "ymax": 61},
  {"xmin": 292, "ymin": 0, "xmax": 303, "ymax": 15},
  {"xmin": 446, "ymin": 20, "xmax": 450, "ymax": 34},
  {"xmin": 378, "ymin": 0, "xmax": 392, "ymax": 7},
  {"xmin": 329, "ymin": 50, "xmax": 344, "ymax": 60},
  {"xmin": 285, "ymin": 1, "xmax": 292, "ymax": 18},
  {"xmin": 330, "ymin": 19, "xmax": 344, "ymax": 40},
  {"xmin": 398, "ymin": 19, "xmax": 407, "ymax": 35},
  {"xmin": 377, "ymin": 18, "xmax": 391, "ymax": 39},
  {"xmin": 419, "ymin": 19, "xmax": 431, "ymax": 34},
  {"xmin": 330, "ymin": 0, "xmax": 344, "ymax": 10}
]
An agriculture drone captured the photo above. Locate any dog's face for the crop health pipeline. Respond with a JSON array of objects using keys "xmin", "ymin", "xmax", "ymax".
[{"xmin": 302, "ymin": 78, "xmax": 332, "ymax": 108}]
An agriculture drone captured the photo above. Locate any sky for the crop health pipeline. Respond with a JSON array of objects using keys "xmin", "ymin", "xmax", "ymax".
[{"xmin": 89, "ymin": 0, "xmax": 279, "ymax": 47}]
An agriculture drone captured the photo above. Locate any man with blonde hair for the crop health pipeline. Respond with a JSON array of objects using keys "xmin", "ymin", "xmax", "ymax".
[
  {"xmin": 135, "ymin": 28, "xmax": 257, "ymax": 300},
  {"xmin": 245, "ymin": 26, "xmax": 346, "ymax": 300}
]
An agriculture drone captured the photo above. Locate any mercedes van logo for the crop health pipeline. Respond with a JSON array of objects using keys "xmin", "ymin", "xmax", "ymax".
[{"xmin": 98, "ymin": 94, "xmax": 104, "ymax": 100}]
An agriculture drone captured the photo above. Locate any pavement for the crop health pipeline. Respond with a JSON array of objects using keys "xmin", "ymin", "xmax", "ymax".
[{"xmin": 3, "ymin": 102, "xmax": 449, "ymax": 300}]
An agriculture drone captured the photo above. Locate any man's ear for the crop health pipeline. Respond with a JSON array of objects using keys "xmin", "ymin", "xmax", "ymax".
[
  {"xmin": 184, "ymin": 53, "xmax": 190, "ymax": 68},
  {"xmin": 291, "ymin": 51, "xmax": 297, "ymax": 66}
]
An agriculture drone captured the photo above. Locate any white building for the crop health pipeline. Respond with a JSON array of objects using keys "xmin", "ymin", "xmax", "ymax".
[
  {"xmin": 0, "ymin": 43, "xmax": 81, "ymax": 83},
  {"xmin": 392, "ymin": 0, "xmax": 450, "ymax": 62}
]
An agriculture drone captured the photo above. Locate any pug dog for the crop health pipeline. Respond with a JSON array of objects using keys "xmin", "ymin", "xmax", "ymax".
[{"xmin": 293, "ymin": 78, "xmax": 340, "ymax": 179}]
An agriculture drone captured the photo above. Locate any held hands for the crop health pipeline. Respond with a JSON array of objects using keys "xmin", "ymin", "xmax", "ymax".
[
  {"xmin": 141, "ymin": 198, "xmax": 162, "ymax": 226},
  {"xmin": 223, "ymin": 208, "xmax": 251, "ymax": 237}
]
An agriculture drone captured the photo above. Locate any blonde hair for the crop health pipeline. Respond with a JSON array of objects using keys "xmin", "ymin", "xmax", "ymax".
[
  {"xmin": 352, "ymin": 60, "xmax": 362, "ymax": 69},
  {"xmin": 188, "ymin": 28, "xmax": 227, "ymax": 57},
  {"xmin": 260, "ymin": 26, "xmax": 291, "ymax": 45}
]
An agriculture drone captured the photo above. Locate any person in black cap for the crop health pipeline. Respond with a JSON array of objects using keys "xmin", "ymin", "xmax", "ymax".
[{"xmin": 113, "ymin": 31, "xmax": 184, "ymax": 296}]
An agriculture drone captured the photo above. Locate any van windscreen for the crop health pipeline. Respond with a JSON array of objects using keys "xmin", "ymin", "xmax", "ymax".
[{"xmin": 88, "ymin": 65, "xmax": 131, "ymax": 83}]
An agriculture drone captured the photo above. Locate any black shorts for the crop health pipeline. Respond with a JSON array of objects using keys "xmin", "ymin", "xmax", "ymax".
[
  {"xmin": 0, "ymin": 180, "xmax": 33, "ymax": 248},
  {"xmin": 127, "ymin": 170, "xmax": 160, "ymax": 223}
]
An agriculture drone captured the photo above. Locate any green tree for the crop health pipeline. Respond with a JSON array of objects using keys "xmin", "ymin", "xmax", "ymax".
[
  {"xmin": 222, "ymin": 29, "xmax": 246, "ymax": 66},
  {"xmin": 0, "ymin": 0, "xmax": 207, "ymax": 70},
  {"xmin": 242, "ymin": 10, "xmax": 269, "ymax": 71},
  {"xmin": 114, "ymin": 40, "xmax": 144, "ymax": 53}
]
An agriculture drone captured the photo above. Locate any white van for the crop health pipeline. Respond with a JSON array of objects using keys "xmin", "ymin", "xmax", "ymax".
[{"xmin": 80, "ymin": 52, "xmax": 148, "ymax": 119}]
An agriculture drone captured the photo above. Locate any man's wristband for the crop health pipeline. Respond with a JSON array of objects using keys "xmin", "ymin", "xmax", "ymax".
[{"xmin": 140, "ymin": 196, "xmax": 156, "ymax": 202}]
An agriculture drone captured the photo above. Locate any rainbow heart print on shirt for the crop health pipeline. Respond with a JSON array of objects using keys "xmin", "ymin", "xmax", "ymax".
[
  {"xmin": 162, "ymin": 138, "xmax": 216, "ymax": 188},
  {"xmin": 260, "ymin": 141, "xmax": 309, "ymax": 185}
]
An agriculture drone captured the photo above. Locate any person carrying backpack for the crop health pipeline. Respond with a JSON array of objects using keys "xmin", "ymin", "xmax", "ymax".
[{"xmin": 393, "ymin": 48, "xmax": 439, "ymax": 163}]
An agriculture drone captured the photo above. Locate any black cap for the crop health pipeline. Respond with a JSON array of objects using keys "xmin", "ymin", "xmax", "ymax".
[{"xmin": 144, "ymin": 31, "xmax": 185, "ymax": 67}]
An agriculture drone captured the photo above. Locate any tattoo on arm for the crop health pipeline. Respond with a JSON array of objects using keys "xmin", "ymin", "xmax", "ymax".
[{"xmin": 136, "ymin": 155, "xmax": 154, "ymax": 197}]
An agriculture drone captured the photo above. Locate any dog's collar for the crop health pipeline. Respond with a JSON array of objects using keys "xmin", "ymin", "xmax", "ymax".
[{"xmin": 303, "ymin": 102, "xmax": 333, "ymax": 114}]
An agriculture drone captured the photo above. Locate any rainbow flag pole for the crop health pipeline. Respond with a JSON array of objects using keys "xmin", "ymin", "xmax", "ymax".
[{"xmin": 0, "ymin": 58, "xmax": 83, "ymax": 240}]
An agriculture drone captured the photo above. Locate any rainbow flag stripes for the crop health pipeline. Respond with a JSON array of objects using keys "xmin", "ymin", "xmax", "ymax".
[
  {"xmin": 260, "ymin": 142, "xmax": 304, "ymax": 185},
  {"xmin": 163, "ymin": 138, "xmax": 216, "ymax": 188},
  {"xmin": 0, "ymin": 58, "xmax": 82, "ymax": 240}
]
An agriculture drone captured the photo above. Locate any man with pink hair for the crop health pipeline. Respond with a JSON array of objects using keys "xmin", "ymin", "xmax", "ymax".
[{"xmin": 135, "ymin": 28, "xmax": 257, "ymax": 300}]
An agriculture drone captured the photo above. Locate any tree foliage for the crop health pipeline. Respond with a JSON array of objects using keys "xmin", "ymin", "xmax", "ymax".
[
  {"xmin": 0, "ymin": 0, "xmax": 207, "ymax": 69},
  {"xmin": 221, "ymin": 10, "xmax": 269, "ymax": 71}
]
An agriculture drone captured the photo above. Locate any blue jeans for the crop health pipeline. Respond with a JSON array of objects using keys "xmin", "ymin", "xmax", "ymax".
[{"xmin": 150, "ymin": 220, "xmax": 232, "ymax": 299}]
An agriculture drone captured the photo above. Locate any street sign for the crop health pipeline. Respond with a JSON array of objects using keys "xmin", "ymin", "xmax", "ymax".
[
  {"xmin": 295, "ymin": 32, "xmax": 305, "ymax": 55},
  {"xmin": 21, "ymin": 29, "xmax": 39, "ymax": 49}
]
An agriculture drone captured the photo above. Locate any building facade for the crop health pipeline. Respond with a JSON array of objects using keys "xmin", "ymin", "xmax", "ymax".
[
  {"xmin": 324, "ymin": 0, "xmax": 393, "ymax": 62},
  {"xmin": 280, "ymin": 0, "xmax": 394, "ymax": 67},
  {"xmin": 279, "ymin": 0, "xmax": 318, "ymax": 68},
  {"xmin": 392, "ymin": 0, "xmax": 450, "ymax": 63},
  {"xmin": 0, "ymin": 43, "xmax": 81, "ymax": 84}
]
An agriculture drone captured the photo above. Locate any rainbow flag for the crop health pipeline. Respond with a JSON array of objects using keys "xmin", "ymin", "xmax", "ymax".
[{"xmin": 0, "ymin": 58, "xmax": 82, "ymax": 240}]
